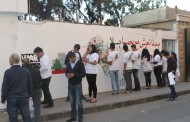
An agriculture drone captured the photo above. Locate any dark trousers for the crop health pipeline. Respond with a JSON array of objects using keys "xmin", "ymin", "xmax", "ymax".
[
  {"xmin": 162, "ymin": 72, "xmax": 168, "ymax": 87},
  {"xmin": 41, "ymin": 77, "xmax": 53, "ymax": 105},
  {"xmin": 124, "ymin": 70, "xmax": 132, "ymax": 91},
  {"xmin": 144, "ymin": 72, "xmax": 152, "ymax": 87},
  {"xmin": 7, "ymin": 98, "xmax": 32, "ymax": 122},
  {"xmin": 132, "ymin": 69, "xmax": 141, "ymax": 90},
  {"xmin": 86, "ymin": 74, "xmax": 97, "ymax": 98},
  {"xmin": 154, "ymin": 65, "xmax": 163, "ymax": 87},
  {"xmin": 69, "ymin": 84, "xmax": 83, "ymax": 122},
  {"xmin": 32, "ymin": 89, "xmax": 42, "ymax": 122}
]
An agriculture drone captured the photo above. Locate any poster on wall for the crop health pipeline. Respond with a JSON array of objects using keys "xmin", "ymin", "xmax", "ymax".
[{"xmin": 21, "ymin": 54, "xmax": 40, "ymax": 69}]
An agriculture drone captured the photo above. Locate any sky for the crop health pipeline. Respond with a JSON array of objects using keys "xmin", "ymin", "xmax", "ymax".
[{"xmin": 167, "ymin": 0, "xmax": 190, "ymax": 11}]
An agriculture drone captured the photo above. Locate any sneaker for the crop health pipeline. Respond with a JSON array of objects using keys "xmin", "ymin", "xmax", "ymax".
[{"xmin": 66, "ymin": 118, "xmax": 77, "ymax": 122}]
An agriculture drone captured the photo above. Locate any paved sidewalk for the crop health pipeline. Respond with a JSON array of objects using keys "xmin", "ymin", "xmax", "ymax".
[{"xmin": 0, "ymin": 82, "xmax": 190, "ymax": 122}]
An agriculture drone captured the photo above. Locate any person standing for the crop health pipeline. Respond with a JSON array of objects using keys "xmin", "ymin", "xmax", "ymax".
[
  {"xmin": 161, "ymin": 50, "xmax": 168, "ymax": 87},
  {"xmin": 34, "ymin": 47, "xmax": 54, "ymax": 108},
  {"xmin": 105, "ymin": 43, "xmax": 120, "ymax": 95},
  {"xmin": 141, "ymin": 49, "xmax": 152, "ymax": 89},
  {"xmin": 131, "ymin": 44, "xmax": 141, "ymax": 91},
  {"xmin": 22, "ymin": 58, "xmax": 42, "ymax": 122},
  {"xmin": 165, "ymin": 52, "xmax": 177, "ymax": 101},
  {"xmin": 83, "ymin": 44, "xmax": 99, "ymax": 103},
  {"xmin": 123, "ymin": 45, "xmax": 133, "ymax": 93},
  {"xmin": 1, "ymin": 53, "xmax": 32, "ymax": 122},
  {"xmin": 65, "ymin": 44, "xmax": 86, "ymax": 102},
  {"xmin": 66, "ymin": 52, "xmax": 85, "ymax": 122},
  {"xmin": 152, "ymin": 49, "xmax": 163, "ymax": 88}
]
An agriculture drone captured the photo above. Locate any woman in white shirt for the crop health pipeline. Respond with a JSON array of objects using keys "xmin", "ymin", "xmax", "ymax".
[
  {"xmin": 83, "ymin": 44, "xmax": 99, "ymax": 103},
  {"xmin": 152, "ymin": 49, "xmax": 163, "ymax": 88},
  {"xmin": 161, "ymin": 50, "xmax": 168, "ymax": 87},
  {"xmin": 141, "ymin": 48, "xmax": 152, "ymax": 89}
]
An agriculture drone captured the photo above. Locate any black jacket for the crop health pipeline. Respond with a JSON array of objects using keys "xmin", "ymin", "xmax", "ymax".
[
  {"xmin": 1, "ymin": 65, "xmax": 32, "ymax": 103},
  {"xmin": 25, "ymin": 66, "xmax": 41, "ymax": 90},
  {"xmin": 64, "ymin": 51, "xmax": 82, "ymax": 66},
  {"xmin": 66, "ymin": 60, "xmax": 85, "ymax": 85},
  {"xmin": 167, "ymin": 57, "xmax": 177, "ymax": 73}
]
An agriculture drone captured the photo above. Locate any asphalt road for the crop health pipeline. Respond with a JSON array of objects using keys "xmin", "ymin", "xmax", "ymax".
[{"xmin": 49, "ymin": 94, "xmax": 190, "ymax": 122}]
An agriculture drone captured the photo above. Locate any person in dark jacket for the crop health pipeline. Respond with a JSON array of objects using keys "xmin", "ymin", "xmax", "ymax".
[
  {"xmin": 22, "ymin": 58, "xmax": 42, "ymax": 122},
  {"xmin": 165, "ymin": 51, "xmax": 177, "ymax": 101},
  {"xmin": 1, "ymin": 53, "xmax": 32, "ymax": 122},
  {"xmin": 65, "ymin": 44, "xmax": 86, "ymax": 102},
  {"xmin": 65, "ymin": 52, "xmax": 85, "ymax": 122}
]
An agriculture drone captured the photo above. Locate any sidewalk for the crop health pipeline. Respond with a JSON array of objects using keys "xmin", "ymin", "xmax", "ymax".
[{"xmin": 1, "ymin": 82, "xmax": 190, "ymax": 122}]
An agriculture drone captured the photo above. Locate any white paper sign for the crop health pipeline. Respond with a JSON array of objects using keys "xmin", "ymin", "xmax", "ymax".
[{"xmin": 168, "ymin": 72, "xmax": 176, "ymax": 85}]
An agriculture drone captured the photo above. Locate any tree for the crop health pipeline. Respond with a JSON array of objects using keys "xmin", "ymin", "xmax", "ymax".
[{"xmin": 52, "ymin": 58, "xmax": 63, "ymax": 70}]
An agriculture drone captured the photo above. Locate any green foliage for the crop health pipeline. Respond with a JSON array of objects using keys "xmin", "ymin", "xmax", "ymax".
[{"xmin": 52, "ymin": 58, "xmax": 63, "ymax": 70}]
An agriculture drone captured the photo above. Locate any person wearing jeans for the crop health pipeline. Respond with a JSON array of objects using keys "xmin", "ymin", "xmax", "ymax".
[
  {"xmin": 141, "ymin": 48, "xmax": 152, "ymax": 89},
  {"xmin": 23, "ymin": 58, "xmax": 42, "ymax": 122},
  {"xmin": 66, "ymin": 52, "xmax": 85, "ymax": 122},
  {"xmin": 131, "ymin": 44, "xmax": 141, "ymax": 91},
  {"xmin": 1, "ymin": 53, "xmax": 32, "ymax": 122},
  {"xmin": 106, "ymin": 43, "xmax": 120, "ymax": 95},
  {"xmin": 34, "ymin": 47, "xmax": 54, "ymax": 108},
  {"xmin": 123, "ymin": 45, "xmax": 133, "ymax": 93}
]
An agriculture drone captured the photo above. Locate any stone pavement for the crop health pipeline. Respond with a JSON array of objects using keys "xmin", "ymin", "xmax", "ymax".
[{"xmin": 0, "ymin": 82, "xmax": 190, "ymax": 122}]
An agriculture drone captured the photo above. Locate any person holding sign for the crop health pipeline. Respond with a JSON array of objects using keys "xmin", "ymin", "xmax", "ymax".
[{"xmin": 165, "ymin": 51, "xmax": 177, "ymax": 101}]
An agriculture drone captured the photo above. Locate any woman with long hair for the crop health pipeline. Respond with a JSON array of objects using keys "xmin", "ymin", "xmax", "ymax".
[
  {"xmin": 83, "ymin": 44, "xmax": 99, "ymax": 103},
  {"xmin": 141, "ymin": 48, "xmax": 152, "ymax": 89},
  {"xmin": 152, "ymin": 49, "xmax": 163, "ymax": 88}
]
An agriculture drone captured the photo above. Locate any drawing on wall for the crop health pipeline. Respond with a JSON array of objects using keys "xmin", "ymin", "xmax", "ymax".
[{"xmin": 21, "ymin": 54, "xmax": 40, "ymax": 69}]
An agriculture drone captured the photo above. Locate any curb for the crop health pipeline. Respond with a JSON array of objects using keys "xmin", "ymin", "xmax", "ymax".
[{"xmin": 40, "ymin": 89, "xmax": 190, "ymax": 121}]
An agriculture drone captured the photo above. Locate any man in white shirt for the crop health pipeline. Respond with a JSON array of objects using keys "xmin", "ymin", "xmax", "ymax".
[
  {"xmin": 34, "ymin": 47, "xmax": 54, "ymax": 108},
  {"xmin": 105, "ymin": 43, "xmax": 120, "ymax": 95},
  {"xmin": 131, "ymin": 44, "xmax": 141, "ymax": 91},
  {"xmin": 123, "ymin": 45, "xmax": 133, "ymax": 93}
]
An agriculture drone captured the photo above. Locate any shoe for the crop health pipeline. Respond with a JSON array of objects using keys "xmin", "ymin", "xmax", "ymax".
[
  {"xmin": 41, "ymin": 101, "xmax": 48, "ymax": 105},
  {"xmin": 132, "ymin": 88, "xmax": 137, "ymax": 91},
  {"xmin": 66, "ymin": 118, "xmax": 77, "ymax": 122},
  {"xmin": 112, "ymin": 93, "xmax": 117, "ymax": 95},
  {"xmin": 145, "ymin": 87, "xmax": 149, "ymax": 89},
  {"xmin": 90, "ymin": 99, "xmax": 97, "ymax": 103},
  {"xmin": 82, "ymin": 96, "xmax": 86, "ymax": 100},
  {"xmin": 167, "ymin": 98, "xmax": 175, "ymax": 101},
  {"xmin": 85, "ymin": 98, "xmax": 91, "ymax": 102},
  {"xmin": 66, "ymin": 97, "xmax": 70, "ymax": 102},
  {"xmin": 43, "ymin": 104, "xmax": 54, "ymax": 108}
]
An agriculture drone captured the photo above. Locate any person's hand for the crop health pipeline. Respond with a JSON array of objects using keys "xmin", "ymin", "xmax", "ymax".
[
  {"xmin": 123, "ymin": 70, "xmax": 126, "ymax": 76},
  {"xmin": 28, "ymin": 97, "xmax": 32, "ymax": 101},
  {"xmin": 69, "ymin": 73, "xmax": 74, "ymax": 78},
  {"xmin": 1, "ymin": 101, "xmax": 6, "ymax": 105},
  {"xmin": 83, "ymin": 58, "xmax": 88, "ymax": 63}
]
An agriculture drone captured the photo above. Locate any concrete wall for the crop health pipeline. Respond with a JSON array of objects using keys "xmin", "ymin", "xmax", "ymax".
[{"xmin": 0, "ymin": 13, "xmax": 177, "ymax": 109}]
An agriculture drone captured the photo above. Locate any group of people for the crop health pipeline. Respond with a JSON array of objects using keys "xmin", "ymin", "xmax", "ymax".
[{"xmin": 0, "ymin": 43, "xmax": 178, "ymax": 122}]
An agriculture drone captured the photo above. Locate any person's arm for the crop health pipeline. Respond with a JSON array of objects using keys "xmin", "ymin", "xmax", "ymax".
[
  {"xmin": 40, "ymin": 57, "xmax": 51, "ymax": 72},
  {"xmin": 1, "ymin": 71, "xmax": 8, "ymax": 104},
  {"xmin": 64, "ymin": 52, "xmax": 70, "ymax": 66},
  {"xmin": 87, "ymin": 54, "xmax": 98, "ymax": 65},
  {"xmin": 74, "ymin": 62, "xmax": 86, "ymax": 78},
  {"xmin": 27, "ymin": 70, "xmax": 33, "ymax": 98},
  {"xmin": 152, "ymin": 55, "xmax": 158, "ymax": 64},
  {"xmin": 106, "ymin": 54, "xmax": 112, "ymax": 65}
]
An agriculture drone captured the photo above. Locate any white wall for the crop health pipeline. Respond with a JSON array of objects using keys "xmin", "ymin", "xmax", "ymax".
[
  {"xmin": 0, "ymin": 14, "xmax": 177, "ymax": 109},
  {"xmin": 0, "ymin": 0, "xmax": 27, "ymax": 14}
]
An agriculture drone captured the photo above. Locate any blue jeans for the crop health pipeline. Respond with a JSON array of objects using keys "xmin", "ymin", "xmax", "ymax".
[
  {"xmin": 68, "ymin": 84, "xmax": 83, "ymax": 122},
  {"xmin": 7, "ymin": 98, "xmax": 32, "ymax": 122},
  {"xmin": 32, "ymin": 89, "xmax": 42, "ymax": 122},
  {"xmin": 169, "ymin": 85, "xmax": 177, "ymax": 98},
  {"xmin": 132, "ymin": 69, "xmax": 141, "ymax": 89},
  {"xmin": 109, "ymin": 70, "xmax": 120, "ymax": 94}
]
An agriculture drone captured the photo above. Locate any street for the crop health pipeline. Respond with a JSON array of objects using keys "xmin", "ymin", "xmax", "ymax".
[{"xmin": 49, "ymin": 94, "xmax": 190, "ymax": 122}]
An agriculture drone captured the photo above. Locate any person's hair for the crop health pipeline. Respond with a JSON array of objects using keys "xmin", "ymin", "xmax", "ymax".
[
  {"xmin": 165, "ymin": 51, "xmax": 169, "ymax": 56},
  {"xmin": 153, "ymin": 49, "xmax": 161, "ymax": 59},
  {"xmin": 22, "ymin": 58, "xmax": 31, "ymax": 67},
  {"xmin": 10, "ymin": 53, "xmax": 20, "ymax": 63},
  {"xmin": 131, "ymin": 44, "xmax": 136, "ymax": 48},
  {"xmin": 171, "ymin": 52, "xmax": 177, "ymax": 61},
  {"xmin": 160, "ymin": 50, "xmax": 166, "ymax": 55},
  {"xmin": 89, "ymin": 44, "xmax": 98, "ymax": 53},
  {"xmin": 74, "ymin": 44, "xmax": 80, "ymax": 50},
  {"xmin": 67, "ymin": 51, "xmax": 76, "ymax": 58},
  {"xmin": 123, "ymin": 45, "xmax": 128, "ymax": 51},
  {"xmin": 141, "ymin": 48, "xmax": 151, "ymax": 61},
  {"xmin": 33, "ymin": 47, "xmax": 43, "ymax": 53},
  {"xmin": 110, "ymin": 43, "xmax": 115, "ymax": 49}
]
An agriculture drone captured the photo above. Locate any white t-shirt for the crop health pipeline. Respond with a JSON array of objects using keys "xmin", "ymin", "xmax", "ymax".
[
  {"xmin": 141, "ymin": 57, "xmax": 152, "ymax": 72},
  {"xmin": 75, "ymin": 52, "xmax": 80, "ymax": 60},
  {"xmin": 131, "ymin": 50, "xmax": 141, "ymax": 69},
  {"xmin": 153, "ymin": 54, "xmax": 162, "ymax": 67},
  {"xmin": 40, "ymin": 54, "xmax": 52, "ymax": 79},
  {"xmin": 162, "ymin": 56, "xmax": 167, "ymax": 72},
  {"xmin": 123, "ymin": 51, "xmax": 133, "ymax": 70},
  {"xmin": 107, "ymin": 51, "xmax": 119, "ymax": 71},
  {"xmin": 85, "ymin": 53, "xmax": 99, "ymax": 74}
]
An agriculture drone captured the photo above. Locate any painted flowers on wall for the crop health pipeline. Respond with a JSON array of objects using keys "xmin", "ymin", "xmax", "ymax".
[{"xmin": 88, "ymin": 36, "xmax": 110, "ymax": 76}]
